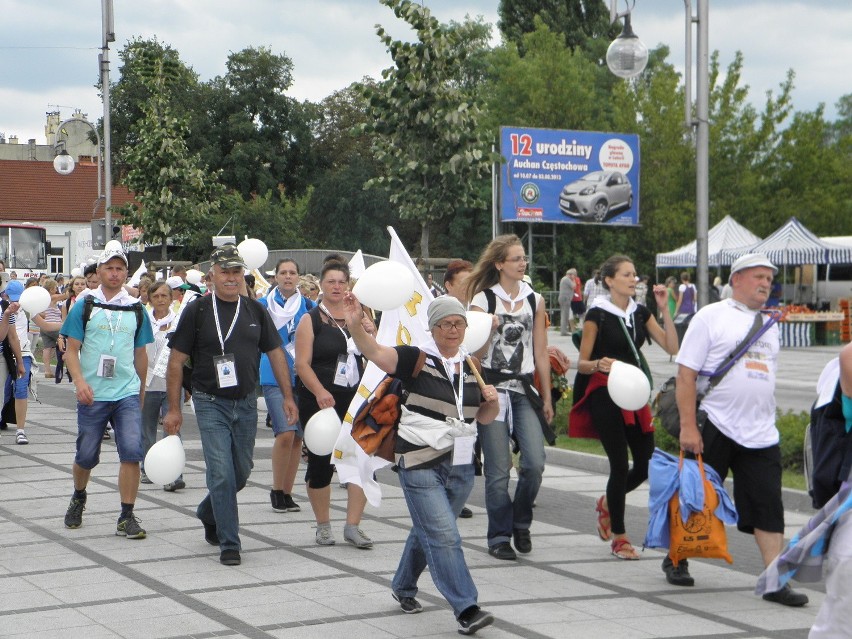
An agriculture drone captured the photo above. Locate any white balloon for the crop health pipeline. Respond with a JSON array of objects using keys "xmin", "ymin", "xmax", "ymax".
[
  {"xmin": 351, "ymin": 261, "xmax": 415, "ymax": 311},
  {"xmin": 304, "ymin": 407, "xmax": 342, "ymax": 456},
  {"xmin": 18, "ymin": 286, "xmax": 52, "ymax": 315},
  {"xmin": 186, "ymin": 269, "xmax": 203, "ymax": 285},
  {"xmin": 462, "ymin": 311, "xmax": 492, "ymax": 353},
  {"xmin": 71, "ymin": 267, "xmax": 82, "ymax": 277},
  {"xmin": 607, "ymin": 361, "xmax": 651, "ymax": 411},
  {"xmin": 143, "ymin": 435, "xmax": 186, "ymax": 485},
  {"xmin": 237, "ymin": 238, "xmax": 268, "ymax": 270}
]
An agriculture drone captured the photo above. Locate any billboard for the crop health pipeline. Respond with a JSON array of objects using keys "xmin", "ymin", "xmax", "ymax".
[{"xmin": 499, "ymin": 126, "xmax": 640, "ymax": 226}]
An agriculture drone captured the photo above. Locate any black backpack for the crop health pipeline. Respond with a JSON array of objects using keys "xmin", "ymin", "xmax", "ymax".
[
  {"xmin": 81, "ymin": 297, "xmax": 145, "ymax": 342},
  {"xmin": 807, "ymin": 381, "xmax": 852, "ymax": 508}
]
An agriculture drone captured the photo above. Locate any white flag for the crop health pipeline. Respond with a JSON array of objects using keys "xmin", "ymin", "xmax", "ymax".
[
  {"xmin": 332, "ymin": 227, "xmax": 434, "ymax": 506},
  {"xmin": 128, "ymin": 260, "xmax": 147, "ymax": 287},
  {"xmin": 348, "ymin": 249, "xmax": 366, "ymax": 279}
]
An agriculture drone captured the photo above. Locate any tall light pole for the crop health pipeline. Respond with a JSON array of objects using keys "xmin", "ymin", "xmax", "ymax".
[
  {"xmin": 53, "ymin": 117, "xmax": 103, "ymax": 219},
  {"xmin": 101, "ymin": 0, "xmax": 115, "ymax": 244},
  {"xmin": 607, "ymin": 1, "xmax": 710, "ymax": 307}
]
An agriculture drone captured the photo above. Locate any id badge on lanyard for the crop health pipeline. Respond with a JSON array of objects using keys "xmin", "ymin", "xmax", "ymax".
[{"xmin": 212, "ymin": 295, "xmax": 241, "ymax": 389}]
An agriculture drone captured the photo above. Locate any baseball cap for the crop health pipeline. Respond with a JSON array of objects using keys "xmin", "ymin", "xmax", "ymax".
[
  {"xmin": 97, "ymin": 246, "xmax": 128, "ymax": 266},
  {"xmin": 5, "ymin": 280, "xmax": 24, "ymax": 302},
  {"xmin": 427, "ymin": 296, "xmax": 467, "ymax": 330},
  {"xmin": 166, "ymin": 275, "xmax": 184, "ymax": 289},
  {"xmin": 730, "ymin": 253, "xmax": 777, "ymax": 276},
  {"xmin": 210, "ymin": 244, "xmax": 248, "ymax": 269}
]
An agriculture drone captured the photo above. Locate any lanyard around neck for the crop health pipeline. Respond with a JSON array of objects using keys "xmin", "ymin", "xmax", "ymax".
[
  {"xmin": 212, "ymin": 294, "xmax": 241, "ymax": 355},
  {"xmin": 439, "ymin": 356, "xmax": 465, "ymax": 420}
]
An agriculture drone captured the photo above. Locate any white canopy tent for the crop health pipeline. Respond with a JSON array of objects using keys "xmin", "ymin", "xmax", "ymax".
[
  {"xmin": 655, "ymin": 215, "xmax": 761, "ymax": 269},
  {"xmin": 723, "ymin": 217, "xmax": 852, "ymax": 304}
]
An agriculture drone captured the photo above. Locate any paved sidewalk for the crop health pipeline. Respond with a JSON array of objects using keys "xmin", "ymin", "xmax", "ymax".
[{"xmin": 0, "ymin": 379, "xmax": 828, "ymax": 639}]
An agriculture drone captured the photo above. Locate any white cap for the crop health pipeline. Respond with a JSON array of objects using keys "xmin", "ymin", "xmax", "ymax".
[
  {"xmin": 166, "ymin": 275, "xmax": 184, "ymax": 289},
  {"xmin": 730, "ymin": 253, "xmax": 777, "ymax": 276}
]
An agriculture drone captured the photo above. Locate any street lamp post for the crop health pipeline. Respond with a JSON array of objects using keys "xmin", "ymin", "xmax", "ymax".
[
  {"xmin": 101, "ymin": 0, "xmax": 115, "ymax": 245},
  {"xmin": 53, "ymin": 118, "xmax": 103, "ymax": 221},
  {"xmin": 607, "ymin": 1, "xmax": 710, "ymax": 307}
]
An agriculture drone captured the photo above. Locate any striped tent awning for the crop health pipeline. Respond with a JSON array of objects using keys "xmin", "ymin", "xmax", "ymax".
[
  {"xmin": 723, "ymin": 217, "xmax": 852, "ymax": 266},
  {"xmin": 656, "ymin": 215, "xmax": 762, "ymax": 268}
]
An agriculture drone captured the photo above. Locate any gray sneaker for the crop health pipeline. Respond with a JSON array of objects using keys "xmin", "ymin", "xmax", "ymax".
[
  {"xmin": 316, "ymin": 525, "xmax": 336, "ymax": 546},
  {"xmin": 64, "ymin": 497, "xmax": 86, "ymax": 529},
  {"xmin": 343, "ymin": 525, "xmax": 373, "ymax": 549},
  {"xmin": 116, "ymin": 513, "xmax": 146, "ymax": 539}
]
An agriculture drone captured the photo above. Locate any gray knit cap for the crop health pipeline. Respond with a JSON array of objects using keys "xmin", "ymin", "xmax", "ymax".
[{"xmin": 427, "ymin": 296, "xmax": 467, "ymax": 330}]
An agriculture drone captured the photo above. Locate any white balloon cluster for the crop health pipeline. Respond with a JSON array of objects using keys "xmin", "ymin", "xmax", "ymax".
[{"xmin": 352, "ymin": 261, "xmax": 415, "ymax": 311}]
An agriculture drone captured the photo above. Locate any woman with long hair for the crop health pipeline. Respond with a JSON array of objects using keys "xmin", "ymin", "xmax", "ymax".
[
  {"xmin": 55, "ymin": 276, "xmax": 88, "ymax": 383},
  {"xmin": 569, "ymin": 255, "xmax": 677, "ymax": 559},
  {"xmin": 466, "ymin": 234, "xmax": 553, "ymax": 561},
  {"xmin": 294, "ymin": 260, "xmax": 375, "ymax": 547}
]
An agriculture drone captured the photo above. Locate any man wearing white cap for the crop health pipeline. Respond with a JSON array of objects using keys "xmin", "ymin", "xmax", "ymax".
[
  {"xmin": 672, "ymin": 253, "xmax": 808, "ymax": 606},
  {"xmin": 62, "ymin": 245, "xmax": 154, "ymax": 539}
]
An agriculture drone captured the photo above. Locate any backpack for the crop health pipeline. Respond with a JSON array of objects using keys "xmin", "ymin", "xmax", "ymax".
[
  {"xmin": 81, "ymin": 296, "xmax": 145, "ymax": 342},
  {"xmin": 348, "ymin": 350, "xmax": 428, "ymax": 462},
  {"xmin": 806, "ymin": 381, "xmax": 852, "ymax": 508}
]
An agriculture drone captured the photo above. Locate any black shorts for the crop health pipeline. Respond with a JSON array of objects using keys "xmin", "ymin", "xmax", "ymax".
[
  {"xmin": 701, "ymin": 419, "xmax": 784, "ymax": 535},
  {"xmin": 570, "ymin": 300, "xmax": 586, "ymax": 315}
]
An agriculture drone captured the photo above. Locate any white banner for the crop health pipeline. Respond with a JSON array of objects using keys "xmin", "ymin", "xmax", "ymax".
[{"xmin": 332, "ymin": 226, "xmax": 434, "ymax": 507}]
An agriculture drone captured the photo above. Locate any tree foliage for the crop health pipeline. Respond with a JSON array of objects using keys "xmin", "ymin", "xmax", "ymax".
[
  {"xmin": 116, "ymin": 52, "xmax": 224, "ymax": 259},
  {"xmin": 498, "ymin": 0, "xmax": 617, "ymax": 53},
  {"xmin": 360, "ymin": 0, "xmax": 497, "ymax": 258}
]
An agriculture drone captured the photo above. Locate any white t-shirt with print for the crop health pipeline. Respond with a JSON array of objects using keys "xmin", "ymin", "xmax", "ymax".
[{"xmin": 675, "ymin": 299, "xmax": 779, "ymax": 448}]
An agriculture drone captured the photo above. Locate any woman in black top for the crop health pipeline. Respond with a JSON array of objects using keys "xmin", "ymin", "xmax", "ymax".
[
  {"xmin": 570, "ymin": 255, "xmax": 677, "ymax": 560},
  {"xmin": 294, "ymin": 260, "xmax": 375, "ymax": 548}
]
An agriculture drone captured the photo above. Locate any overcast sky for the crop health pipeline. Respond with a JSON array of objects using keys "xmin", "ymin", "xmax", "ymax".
[{"xmin": 1, "ymin": 0, "xmax": 850, "ymax": 144}]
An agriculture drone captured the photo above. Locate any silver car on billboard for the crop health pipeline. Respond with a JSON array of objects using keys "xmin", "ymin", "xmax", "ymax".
[{"xmin": 558, "ymin": 171, "xmax": 633, "ymax": 222}]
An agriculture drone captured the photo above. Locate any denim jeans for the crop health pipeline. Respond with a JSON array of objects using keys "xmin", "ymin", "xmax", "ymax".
[
  {"xmin": 392, "ymin": 457, "xmax": 478, "ymax": 617},
  {"xmin": 141, "ymin": 390, "xmax": 168, "ymax": 459},
  {"xmin": 477, "ymin": 390, "xmax": 546, "ymax": 546},
  {"xmin": 75, "ymin": 395, "xmax": 143, "ymax": 468},
  {"xmin": 192, "ymin": 390, "xmax": 258, "ymax": 552}
]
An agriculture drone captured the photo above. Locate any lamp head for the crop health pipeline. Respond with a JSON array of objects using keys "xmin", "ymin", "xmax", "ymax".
[
  {"xmin": 606, "ymin": 13, "xmax": 648, "ymax": 79},
  {"xmin": 53, "ymin": 150, "xmax": 76, "ymax": 175}
]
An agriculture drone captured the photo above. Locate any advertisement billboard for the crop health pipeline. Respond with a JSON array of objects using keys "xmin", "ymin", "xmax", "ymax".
[{"xmin": 499, "ymin": 126, "xmax": 640, "ymax": 226}]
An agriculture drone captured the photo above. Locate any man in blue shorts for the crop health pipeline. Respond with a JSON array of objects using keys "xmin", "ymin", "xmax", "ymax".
[{"xmin": 62, "ymin": 245, "xmax": 154, "ymax": 538}]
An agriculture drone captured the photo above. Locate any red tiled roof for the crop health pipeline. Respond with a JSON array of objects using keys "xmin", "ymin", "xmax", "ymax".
[{"xmin": 0, "ymin": 159, "xmax": 136, "ymax": 224}]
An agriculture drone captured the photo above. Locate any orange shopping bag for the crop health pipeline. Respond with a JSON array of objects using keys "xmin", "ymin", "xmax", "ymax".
[{"xmin": 668, "ymin": 453, "xmax": 733, "ymax": 567}]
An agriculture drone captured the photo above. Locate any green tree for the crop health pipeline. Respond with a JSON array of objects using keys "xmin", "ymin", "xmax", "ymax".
[
  {"xmin": 498, "ymin": 0, "xmax": 617, "ymax": 53},
  {"xmin": 201, "ymin": 46, "xmax": 317, "ymax": 199},
  {"xmin": 360, "ymin": 0, "xmax": 497, "ymax": 259},
  {"xmin": 117, "ymin": 52, "xmax": 224, "ymax": 259},
  {"xmin": 108, "ymin": 37, "xmax": 202, "ymax": 179}
]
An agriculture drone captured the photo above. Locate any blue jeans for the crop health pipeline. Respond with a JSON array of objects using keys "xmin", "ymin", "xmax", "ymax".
[
  {"xmin": 478, "ymin": 390, "xmax": 546, "ymax": 546},
  {"xmin": 75, "ymin": 395, "xmax": 143, "ymax": 468},
  {"xmin": 141, "ymin": 390, "xmax": 168, "ymax": 459},
  {"xmin": 192, "ymin": 390, "xmax": 258, "ymax": 552},
  {"xmin": 392, "ymin": 457, "xmax": 478, "ymax": 617}
]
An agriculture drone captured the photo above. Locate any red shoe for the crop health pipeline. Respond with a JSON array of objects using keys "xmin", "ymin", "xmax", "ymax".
[{"xmin": 595, "ymin": 496, "xmax": 612, "ymax": 541}]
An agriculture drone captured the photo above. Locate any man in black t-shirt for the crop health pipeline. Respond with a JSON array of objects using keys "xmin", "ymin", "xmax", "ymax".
[{"xmin": 164, "ymin": 244, "xmax": 297, "ymax": 566}]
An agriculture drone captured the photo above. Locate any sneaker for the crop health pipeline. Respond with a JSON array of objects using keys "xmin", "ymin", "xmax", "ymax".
[
  {"xmin": 163, "ymin": 478, "xmax": 186, "ymax": 492},
  {"xmin": 203, "ymin": 521, "xmax": 219, "ymax": 546},
  {"xmin": 220, "ymin": 549, "xmax": 241, "ymax": 566},
  {"xmin": 487, "ymin": 542, "xmax": 516, "ymax": 561},
  {"xmin": 513, "ymin": 528, "xmax": 532, "ymax": 554},
  {"xmin": 283, "ymin": 494, "xmax": 300, "ymax": 512},
  {"xmin": 344, "ymin": 525, "xmax": 373, "ymax": 549},
  {"xmin": 140, "ymin": 472, "xmax": 153, "ymax": 485},
  {"xmin": 116, "ymin": 513, "xmax": 146, "ymax": 539},
  {"xmin": 392, "ymin": 592, "xmax": 423, "ymax": 614},
  {"xmin": 457, "ymin": 607, "xmax": 494, "ymax": 635},
  {"xmin": 662, "ymin": 556, "xmax": 694, "ymax": 587},
  {"xmin": 762, "ymin": 583, "xmax": 809, "ymax": 607},
  {"xmin": 459, "ymin": 506, "xmax": 473, "ymax": 519},
  {"xmin": 316, "ymin": 525, "xmax": 336, "ymax": 546},
  {"xmin": 270, "ymin": 490, "xmax": 287, "ymax": 512},
  {"xmin": 64, "ymin": 497, "xmax": 86, "ymax": 529},
  {"xmin": 15, "ymin": 430, "xmax": 28, "ymax": 445},
  {"xmin": 103, "ymin": 427, "xmax": 112, "ymax": 441}
]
